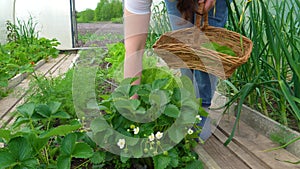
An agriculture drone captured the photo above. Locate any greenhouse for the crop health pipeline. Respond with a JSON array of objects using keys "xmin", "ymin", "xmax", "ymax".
[{"xmin": 0, "ymin": 0, "xmax": 299, "ymax": 168}]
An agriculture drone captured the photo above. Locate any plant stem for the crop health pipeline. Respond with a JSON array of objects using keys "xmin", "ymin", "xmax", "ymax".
[
  {"xmin": 74, "ymin": 159, "xmax": 90, "ymax": 169},
  {"xmin": 29, "ymin": 119, "xmax": 35, "ymax": 130},
  {"xmin": 260, "ymin": 90, "xmax": 269, "ymax": 117},
  {"xmin": 280, "ymin": 97, "xmax": 288, "ymax": 126},
  {"xmin": 47, "ymin": 119, "xmax": 51, "ymax": 131}
]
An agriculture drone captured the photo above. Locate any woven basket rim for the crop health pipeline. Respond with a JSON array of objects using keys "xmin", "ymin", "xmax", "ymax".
[
  {"xmin": 153, "ymin": 25, "xmax": 253, "ymax": 60},
  {"xmin": 152, "ymin": 25, "xmax": 253, "ymax": 79}
]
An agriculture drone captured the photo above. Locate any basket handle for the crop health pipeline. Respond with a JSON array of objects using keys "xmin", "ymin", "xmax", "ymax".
[{"xmin": 195, "ymin": 0, "xmax": 209, "ymax": 29}]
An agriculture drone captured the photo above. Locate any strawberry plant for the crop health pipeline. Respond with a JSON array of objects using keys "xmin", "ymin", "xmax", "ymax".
[
  {"xmin": 0, "ymin": 67, "xmax": 207, "ymax": 169},
  {"xmin": 0, "ymin": 18, "xmax": 60, "ymax": 98},
  {"xmin": 89, "ymin": 68, "xmax": 206, "ymax": 168},
  {"xmin": 0, "ymin": 102, "xmax": 92, "ymax": 169}
]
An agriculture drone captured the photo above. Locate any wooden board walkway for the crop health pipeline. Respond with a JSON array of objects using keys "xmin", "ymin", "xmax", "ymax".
[
  {"xmin": 1, "ymin": 51, "xmax": 300, "ymax": 168},
  {"xmin": 0, "ymin": 52, "xmax": 78, "ymax": 128},
  {"xmin": 195, "ymin": 114, "xmax": 300, "ymax": 169}
]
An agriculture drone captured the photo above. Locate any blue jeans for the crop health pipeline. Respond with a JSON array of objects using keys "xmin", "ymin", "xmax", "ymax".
[{"xmin": 164, "ymin": 0, "xmax": 230, "ymax": 107}]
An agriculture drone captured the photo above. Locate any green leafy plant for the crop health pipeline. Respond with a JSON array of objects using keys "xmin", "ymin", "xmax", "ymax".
[
  {"xmin": 4, "ymin": 67, "xmax": 206, "ymax": 168},
  {"xmin": 0, "ymin": 17, "xmax": 60, "ymax": 98},
  {"xmin": 2, "ymin": 38, "xmax": 207, "ymax": 168},
  {"xmin": 0, "ymin": 102, "xmax": 87, "ymax": 168},
  {"xmin": 104, "ymin": 42, "xmax": 158, "ymax": 84},
  {"xmin": 0, "ymin": 136, "xmax": 39, "ymax": 169},
  {"xmin": 201, "ymin": 42, "xmax": 236, "ymax": 57},
  {"xmin": 105, "ymin": 42, "xmax": 126, "ymax": 82},
  {"xmin": 5, "ymin": 18, "xmax": 60, "ymax": 61},
  {"xmin": 26, "ymin": 70, "xmax": 76, "ymax": 118},
  {"xmin": 57, "ymin": 133, "xmax": 94, "ymax": 169},
  {"xmin": 91, "ymin": 68, "xmax": 206, "ymax": 168}
]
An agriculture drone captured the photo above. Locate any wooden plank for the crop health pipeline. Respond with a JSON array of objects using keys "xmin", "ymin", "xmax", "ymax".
[
  {"xmin": 50, "ymin": 53, "xmax": 78, "ymax": 77},
  {"xmin": 201, "ymin": 135, "xmax": 251, "ymax": 169},
  {"xmin": 0, "ymin": 77, "xmax": 30, "ymax": 126},
  {"xmin": 213, "ymin": 128, "xmax": 269, "ymax": 169},
  {"xmin": 211, "ymin": 92, "xmax": 300, "ymax": 158},
  {"xmin": 219, "ymin": 115, "xmax": 300, "ymax": 169},
  {"xmin": 34, "ymin": 54, "xmax": 68, "ymax": 76},
  {"xmin": 0, "ymin": 79, "xmax": 30, "ymax": 120},
  {"xmin": 0, "ymin": 79, "xmax": 29, "ymax": 127},
  {"xmin": 194, "ymin": 143, "xmax": 222, "ymax": 169},
  {"xmin": 236, "ymin": 104, "xmax": 300, "ymax": 157},
  {"xmin": 0, "ymin": 97, "xmax": 20, "ymax": 119}
]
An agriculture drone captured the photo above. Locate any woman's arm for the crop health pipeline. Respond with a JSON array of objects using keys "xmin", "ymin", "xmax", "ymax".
[
  {"xmin": 123, "ymin": 9, "xmax": 150, "ymax": 85},
  {"xmin": 203, "ymin": 0, "xmax": 216, "ymax": 12},
  {"xmin": 123, "ymin": 0, "xmax": 215, "ymax": 85}
]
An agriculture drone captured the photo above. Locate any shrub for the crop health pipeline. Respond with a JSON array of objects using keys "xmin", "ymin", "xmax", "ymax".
[
  {"xmin": 94, "ymin": 0, "xmax": 123, "ymax": 21},
  {"xmin": 77, "ymin": 9, "xmax": 95, "ymax": 23}
]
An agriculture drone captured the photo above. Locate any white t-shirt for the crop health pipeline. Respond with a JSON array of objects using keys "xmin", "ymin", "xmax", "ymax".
[{"xmin": 124, "ymin": 0, "xmax": 153, "ymax": 14}]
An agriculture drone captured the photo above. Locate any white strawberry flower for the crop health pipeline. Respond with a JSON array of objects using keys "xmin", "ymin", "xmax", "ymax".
[
  {"xmin": 196, "ymin": 115, "xmax": 202, "ymax": 121},
  {"xmin": 117, "ymin": 139, "xmax": 126, "ymax": 149},
  {"xmin": 155, "ymin": 131, "xmax": 163, "ymax": 140},
  {"xmin": 148, "ymin": 133, "xmax": 155, "ymax": 142},
  {"xmin": 188, "ymin": 128, "xmax": 194, "ymax": 135},
  {"xmin": 133, "ymin": 127, "xmax": 140, "ymax": 135}
]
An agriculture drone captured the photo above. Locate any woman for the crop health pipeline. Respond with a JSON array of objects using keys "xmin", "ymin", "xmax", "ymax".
[{"xmin": 123, "ymin": 0, "xmax": 230, "ymax": 141}]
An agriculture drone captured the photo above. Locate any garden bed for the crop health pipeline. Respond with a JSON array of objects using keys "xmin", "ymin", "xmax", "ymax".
[
  {"xmin": 0, "ymin": 52, "xmax": 78, "ymax": 128},
  {"xmin": 1, "ymin": 49, "xmax": 299, "ymax": 168},
  {"xmin": 6, "ymin": 58, "xmax": 46, "ymax": 90}
]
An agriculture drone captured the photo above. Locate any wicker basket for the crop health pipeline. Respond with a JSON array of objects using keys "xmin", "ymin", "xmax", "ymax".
[{"xmin": 153, "ymin": 2, "xmax": 253, "ymax": 79}]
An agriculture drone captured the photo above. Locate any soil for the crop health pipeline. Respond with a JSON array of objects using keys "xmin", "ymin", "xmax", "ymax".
[{"xmin": 76, "ymin": 22, "xmax": 124, "ymax": 47}]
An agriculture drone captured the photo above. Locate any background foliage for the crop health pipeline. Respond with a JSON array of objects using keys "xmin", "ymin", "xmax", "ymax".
[{"xmin": 77, "ymin": 0, "xmax": 123, "ymax": 23}]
